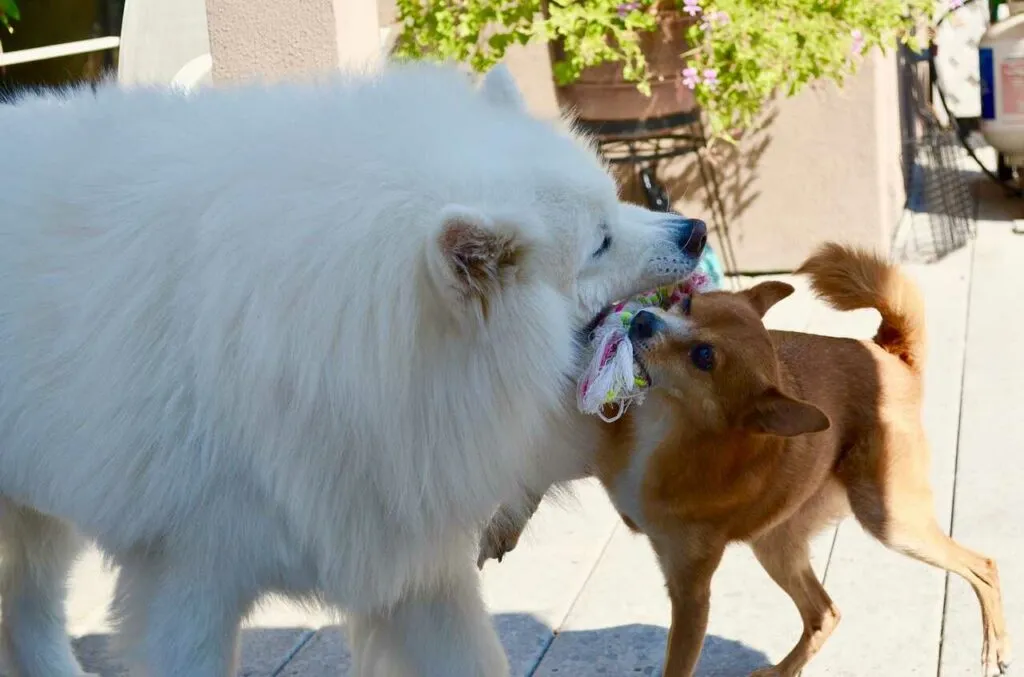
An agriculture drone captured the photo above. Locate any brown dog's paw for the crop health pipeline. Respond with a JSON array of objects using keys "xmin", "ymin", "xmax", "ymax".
[
  {"xmin": 984, "ymin": 632, "xmax": 1012, "ymax": 676},
  {"xmin": 477, "ymin": 522, "xmax": 524, "ymax": 569},
  {"xmin": 984, "ymin": 659, "xmax": 1007, "ymax": 677}
]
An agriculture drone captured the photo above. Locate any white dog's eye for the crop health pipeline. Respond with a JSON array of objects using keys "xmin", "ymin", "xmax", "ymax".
[{"xmin": 593, "ymin": 234, "xmax": 612, "ymax": 258}]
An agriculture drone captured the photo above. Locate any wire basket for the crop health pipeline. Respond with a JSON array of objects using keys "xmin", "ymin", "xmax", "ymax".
[{"xmin": 893, "ymin": 46, "xmax": 977, "ymax": 262}]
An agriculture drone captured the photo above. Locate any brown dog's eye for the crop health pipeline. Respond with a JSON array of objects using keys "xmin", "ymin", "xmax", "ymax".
[{"xmin": 690, "ymin": 343, "xmax": 715, "ymax": 371}]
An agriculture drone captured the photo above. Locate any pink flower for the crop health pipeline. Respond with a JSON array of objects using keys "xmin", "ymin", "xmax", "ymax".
[
  {"xmin": 700, "ymin": 8, "xmax": 728, "ymax": 31},
  {"xmin": 950, "ymin": 0, "xmax": 965, "ymax": 7},
  {"xmin": 850, "ymin": 29, "xmax": 865, "ymax": 56},
  {"xmin": 617, "ymin": 1, "xmax": 641, "ymax": 17},
  {"xmin": 681, "ymin": 67, "xmax": 700, "ymax": 89},
  {"xmin": 702, "ymin": 68, "xmax": 719, "ymax": 89},
  {"xmin": 683, "ymin": 0, "xmax": 702, "ymax": 17}
]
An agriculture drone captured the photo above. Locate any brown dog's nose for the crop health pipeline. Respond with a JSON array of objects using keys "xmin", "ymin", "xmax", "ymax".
[
  {"xmin": 677, "ymin": 218, "xmax": 707, "ymax": 256},
  {"xmin": 629, "ymin": 310, "xmax": 665, "ymax": 342}
]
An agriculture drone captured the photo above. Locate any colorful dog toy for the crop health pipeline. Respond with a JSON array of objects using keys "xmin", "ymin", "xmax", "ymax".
[{"xmin": 577, "ymin": 261, "xmax": 717, "ymax": 422}]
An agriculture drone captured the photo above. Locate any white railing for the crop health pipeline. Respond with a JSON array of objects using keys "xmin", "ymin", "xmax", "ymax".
[{"xmin": 0, "ymin": 36, "xmax": 120, "ymax": 68}]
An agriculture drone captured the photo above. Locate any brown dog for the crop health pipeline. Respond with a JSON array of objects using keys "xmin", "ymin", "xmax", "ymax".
[{"xmin": 481, "ymin": 243, "xmax": 1011, "ymax": 676}]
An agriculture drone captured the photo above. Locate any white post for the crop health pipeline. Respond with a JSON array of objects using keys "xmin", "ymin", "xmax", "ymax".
[{"xmin": 118, "ymin": 0, "xmax": 210, "ymax": 86}]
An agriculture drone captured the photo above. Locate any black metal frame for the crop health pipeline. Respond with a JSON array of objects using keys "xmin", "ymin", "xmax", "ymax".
[{"xmin": 574, "ymin": 110, "xmax": 702, "ymax": 139}]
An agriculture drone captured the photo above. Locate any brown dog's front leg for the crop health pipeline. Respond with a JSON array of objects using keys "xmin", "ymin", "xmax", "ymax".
[
  {"xmin": 478, "ymin": 457, "xmax": 593, "ymax": 568},
  {"xmin": 655, "ymin": 534, "xmax": 726, "ymax": 677},
  {"xmin": 477, "ymin": 490, "xmax": 544, "ymax": 568}
]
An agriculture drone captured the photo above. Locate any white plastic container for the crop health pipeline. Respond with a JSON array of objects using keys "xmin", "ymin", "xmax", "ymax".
[{"xmin": 980, "ymin": 10, "xmax": 1024, "ymax": 159}]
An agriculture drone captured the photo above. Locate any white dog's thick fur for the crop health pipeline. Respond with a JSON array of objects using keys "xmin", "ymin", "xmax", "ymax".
[{"xmin": 0, "ymin": 63, "xmax": 704, "ymax": 677}]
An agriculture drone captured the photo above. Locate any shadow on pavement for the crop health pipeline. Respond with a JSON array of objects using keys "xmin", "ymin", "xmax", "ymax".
[{"xmin": 72, "ymin": 612, "xmax": 769, "ymax": 676}]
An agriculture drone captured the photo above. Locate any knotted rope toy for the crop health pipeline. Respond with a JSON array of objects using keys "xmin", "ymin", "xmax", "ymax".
[{"xmin": 577, "ymin": 262, "xmax": 718, "ymax": 422}]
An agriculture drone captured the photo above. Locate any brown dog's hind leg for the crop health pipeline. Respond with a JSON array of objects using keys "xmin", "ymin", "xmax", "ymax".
[
  {"xmin": 749, "ymin": 524, "xmax": 841, "ymax": 676},
  {"xmin": 844, "ymin": 437, "xmax": 1011, "ymax": 677}
]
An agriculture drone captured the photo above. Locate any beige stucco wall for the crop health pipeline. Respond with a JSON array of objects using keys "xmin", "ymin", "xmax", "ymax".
[
  {"xmin": 676, "ymin": 51, "xmax": 906, "ymax": 272},
  {"xmin": 206, "ymin": 0, "xmax": 380, "ymax": 83},
  {"xmin": 504, "ymin": 42, "xmax": 906, "ymax": 273}
]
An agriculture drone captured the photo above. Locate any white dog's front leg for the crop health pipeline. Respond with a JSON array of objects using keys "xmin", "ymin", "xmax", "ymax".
[
  {"xmin": 111, "ymin": 556, "xmax": 247, "ymax": 677},
  {"xmin": 348, "ymin": 564, "xmax": 508, "ymax": 677},
  {"xmin": 0, "ymin": 506, "xmax": 93, "ymax": 677}
]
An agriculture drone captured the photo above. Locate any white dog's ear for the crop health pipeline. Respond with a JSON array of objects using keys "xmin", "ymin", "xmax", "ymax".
[
  {"xmin": 480, "ymin": 64, "xmax": 525, "ymax": 111},
  {"xmin": 431, "ymin": 205, "xmax": 522, "ymax": 305}
]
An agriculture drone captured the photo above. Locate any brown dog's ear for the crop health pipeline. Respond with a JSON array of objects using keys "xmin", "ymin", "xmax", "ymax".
[
  {"xmin": 740, "ymin": 388, "xmax": 830, "ymax": 437},
  {"xmin": 740, "ymin": 281, "xmax": 795, "ymax": 318},
  {"xmin": 433, "ymin": 206, "xmax": 521, "ymax": 302}
]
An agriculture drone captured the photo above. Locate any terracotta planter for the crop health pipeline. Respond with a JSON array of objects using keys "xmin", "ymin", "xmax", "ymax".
[{"xmin": 549, "ymin": 5, "xmax": 698, "ymax": 130}]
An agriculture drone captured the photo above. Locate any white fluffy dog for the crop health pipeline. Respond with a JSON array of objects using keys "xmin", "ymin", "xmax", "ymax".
[{"xmin": 0, "ymin": 63, "xmax": 706, "ymax": 676}]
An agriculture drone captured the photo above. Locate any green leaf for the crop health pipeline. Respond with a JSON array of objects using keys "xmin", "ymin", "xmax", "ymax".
[
  {"xmin": 0, "ymin": 0, "xmax": 19, "ymax": 21},
  {"xmin": 393, "ymin": 0, "xmax": 934, "ymax": 139}
]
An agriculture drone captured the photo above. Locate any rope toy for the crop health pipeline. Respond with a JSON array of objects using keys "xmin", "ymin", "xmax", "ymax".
[{"xmin": 577, "ymin": 262, "xmax": 718, "ymax": 422}]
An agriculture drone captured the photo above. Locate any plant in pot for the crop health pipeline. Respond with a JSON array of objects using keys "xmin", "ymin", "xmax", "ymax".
[
  {"xmin": 395, "ymin": 0, "xmax": 938, "ymax": 280},
  {"xmin": 395, "ymin": 0, "xmax": 700, "ymax": 132},
  {"xmin": 394, "ymin": 0, "xmax": 936, "ymax": 140},
  {"xmin": 547, "ymin": 0, "xmax": 700, "ymax": 131}
]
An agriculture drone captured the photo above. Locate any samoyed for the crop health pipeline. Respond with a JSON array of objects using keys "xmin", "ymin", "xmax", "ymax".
[{"xmin": 0, "ymin": 63, "xmax": 706, "ymax": 676}]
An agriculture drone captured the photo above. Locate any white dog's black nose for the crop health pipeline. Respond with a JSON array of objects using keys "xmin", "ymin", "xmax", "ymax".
[
  {"xmin": 675, "ymin": 218, "xmax": 707, "ymax": 256},
  {"xmin": 629, "ymin": 310, "xmax": 664, "ymax": 342}
]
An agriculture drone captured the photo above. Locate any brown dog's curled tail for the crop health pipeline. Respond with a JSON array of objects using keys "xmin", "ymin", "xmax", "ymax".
[{"xmin": 797, "ymin": 242, "xmax": 926, "ymax": 372}]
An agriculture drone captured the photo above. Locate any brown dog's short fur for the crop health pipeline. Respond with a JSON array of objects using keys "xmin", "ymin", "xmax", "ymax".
[{"xmin": 481, "ymin": 243, "xmax": 1011, "ymax": 676}]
